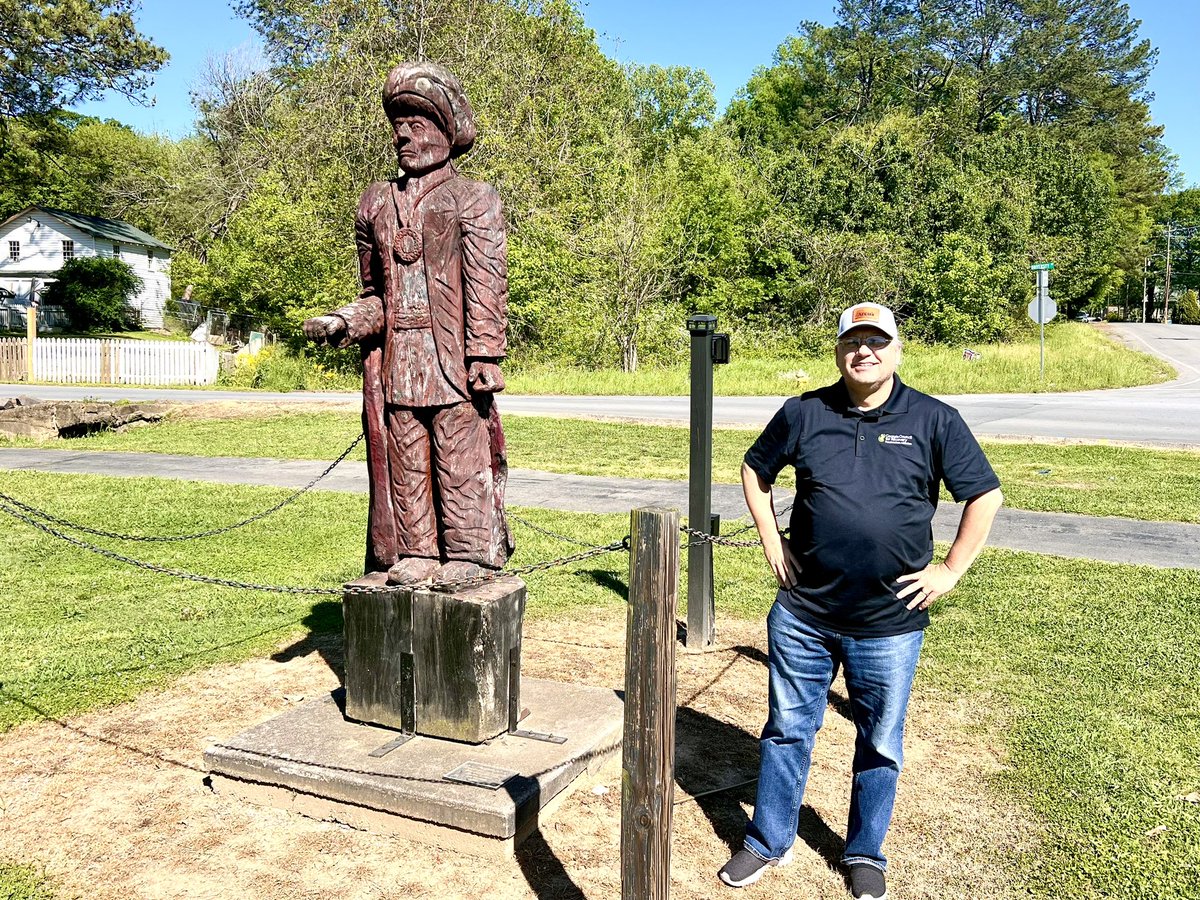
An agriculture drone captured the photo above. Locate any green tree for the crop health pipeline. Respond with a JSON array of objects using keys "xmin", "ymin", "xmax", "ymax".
[
  {"xmin": 1176, "ymin": 289, "xmax": 1200, "ymax": 326},
  {"xmin": 0, "ymin": 112, "xmax": 192, "ymax": 238},
  {"xmin": 1153, "ymin": 191, "xmax": 1200, "ymax": 298},
  {"xmin": 41, "ymin": 256, "xmax": 142, "ymax": 331},
  {"xmin": 908, "ymin": 232, "xmax": 1023, "ymax": 343},
  {"xmin": 181, "ymin": 174, "xmax": 354, "ymax": 335},
  {"xmin": 626, "ymin": 64, "xmax": 716, "ymax": 151},
  {"xmin": 722, "ymin": 0, "xmax": 1164, "ymax": 342},
  {"xmin": 0, "ymin": 0, "xmax": 166, "ymax": 124}
]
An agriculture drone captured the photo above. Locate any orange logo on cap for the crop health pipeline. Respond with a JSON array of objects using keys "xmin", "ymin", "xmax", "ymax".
[{"xmin": 852, "ymin": 307, "xmax": 881, "ymax": 323}]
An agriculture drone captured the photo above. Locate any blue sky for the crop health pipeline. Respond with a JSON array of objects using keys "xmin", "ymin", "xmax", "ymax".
[{"xmin": 77, "ymin": 0, "xmax": 1198, "ymax": 186}]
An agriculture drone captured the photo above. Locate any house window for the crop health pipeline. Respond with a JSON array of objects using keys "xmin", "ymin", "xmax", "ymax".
[
  {"xmin": 8, "ymin": 241, "xmax": 18, "ymax": 261},
  {"xmin": 112, "ymin": 244, "xmax": 121, "ymax": 259},
  {"xmin": 63, "ymin": 240, "xmax": 74, "ymax": 261}
]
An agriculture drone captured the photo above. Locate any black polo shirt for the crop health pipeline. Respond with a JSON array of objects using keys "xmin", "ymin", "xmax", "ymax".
[{"xmin": 744, "ymin": 376, "xmax": 1000, "ymax": 637}]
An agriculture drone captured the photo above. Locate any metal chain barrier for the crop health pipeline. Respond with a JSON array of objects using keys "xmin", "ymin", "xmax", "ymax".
[
  {"xmin": 506, "ymin": 511, "xmax": 599, "ymax": 548},
  {"xmin": 679, "ymin": 500, "xmax": 793, "ymax": 548},
  {"xmin": 0, "ymin": 497, "xmax": 630, "ymax": 595},
  {"xmin": 0, "ymin": 433, "xmax": 366, "ymax": 543},
  {"xmin": 2, "ymin": 436, "xmax": 808, "ymax": 594},
  {"xmin": 681, "ymin": 525, "xmax": 764, "ymax": 548},
  {"xmin": 0, "ymin": 499, "xmax": 349, "ymax": 594}
]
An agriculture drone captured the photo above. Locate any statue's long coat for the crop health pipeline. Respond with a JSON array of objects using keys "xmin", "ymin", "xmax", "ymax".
[{"xmin": 334, "ymin": 168, "xmax": 512, "ymax": 572}]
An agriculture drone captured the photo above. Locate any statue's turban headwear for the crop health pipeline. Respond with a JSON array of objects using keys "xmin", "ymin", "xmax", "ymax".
[{"xmin": 382, "ymin": 62, "xmax": 477, "ymax": 157}]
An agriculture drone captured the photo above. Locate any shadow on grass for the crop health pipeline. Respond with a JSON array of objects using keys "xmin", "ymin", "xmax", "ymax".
[
  {"xmin": 671, "ymin": 638, "xmax": 848, "ymax": 871},
  {"xmin": 271, "ymin": 600, "xmax": 344, "ymax": 684},
  {"xmin": 580, "ymin": 568, "xmax": 628, "ymax": 601}
]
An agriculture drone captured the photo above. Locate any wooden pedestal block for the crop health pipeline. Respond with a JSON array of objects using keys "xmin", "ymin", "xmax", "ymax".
[{"xmin": 343, "ymin": 574, "xmax": 526, "ymax": 744}]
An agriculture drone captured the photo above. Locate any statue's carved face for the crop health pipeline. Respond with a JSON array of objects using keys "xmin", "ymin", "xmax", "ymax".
[{"xmin": 391, "ymin": 113, "xmax": 451, "ymax": 175}]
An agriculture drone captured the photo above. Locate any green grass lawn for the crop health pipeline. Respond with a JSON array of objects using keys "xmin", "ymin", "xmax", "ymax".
[
  {"xmin": 0, "ymin": 862, "xmax": 56, "ymax": 900},
  {"xmin": 7, "ymin": 410, "xmax": 1200, "ymax": 524},
  {"xmin": 0, "ymin": 471, "xmax": 1196, "ymax": 898},
  {"xmin": 0, "ymin": 472, "xmax": 635, "ymax": 731},
  {"xmin": 10, "ymin": 321, "xmax": 1164, "ymax": 395},
  {"xmin": 506, "ymin": 323, "xmax": 1173, "ymax": 395},
  {"xmin": 923, "ymin": 550, "xmax": 1200, "ymax": 900}
]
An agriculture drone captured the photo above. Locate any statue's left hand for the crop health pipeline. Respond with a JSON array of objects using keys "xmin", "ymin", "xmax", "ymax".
[{"xmin": 467, "ymin": 361, "xmax": 506, "ymax": 393}]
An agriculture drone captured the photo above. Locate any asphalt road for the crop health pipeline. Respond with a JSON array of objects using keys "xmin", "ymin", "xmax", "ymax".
[
  {"xmin": 502, "ymin": 323, "xmax": 1200, "ymax": 446},
  {"xmin": 3, "ymin": 322, "xmax": 1199, "ymax": 446}
]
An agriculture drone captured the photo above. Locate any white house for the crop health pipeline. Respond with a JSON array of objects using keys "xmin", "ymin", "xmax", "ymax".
[{"xmin": 0, "ymin": 206, "xmax": 173, "ymax": 329}]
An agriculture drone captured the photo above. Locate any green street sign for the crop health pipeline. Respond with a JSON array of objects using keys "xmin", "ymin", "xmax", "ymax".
[{"xmin": 1029, "ymin": 262, "xmax": 1055, "ymax": 271}]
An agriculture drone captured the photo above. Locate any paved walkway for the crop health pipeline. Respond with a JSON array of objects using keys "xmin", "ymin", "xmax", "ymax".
[{"xmin": 2, "ymin": 448, "xmax": 1197, "ymax": 571}]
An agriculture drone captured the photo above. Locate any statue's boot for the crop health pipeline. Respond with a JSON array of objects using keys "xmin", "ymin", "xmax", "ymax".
[
  {"xmin": 432, "ymin": 560, "xmax": 493, "ymax": 587},
  {"xmin": 386, "ymin": 557, "xmax": 440, "ymax": 586}
]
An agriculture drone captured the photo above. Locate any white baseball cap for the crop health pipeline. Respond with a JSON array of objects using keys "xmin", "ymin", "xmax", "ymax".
[{"xmin": 837, "ymin": 303, "xmax": 899, "ymax": 339}]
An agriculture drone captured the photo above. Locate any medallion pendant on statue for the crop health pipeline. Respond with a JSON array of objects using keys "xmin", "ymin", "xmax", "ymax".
[{"xmin": 393, "ymin": 226, "xmax": 423, "ymax": 264}]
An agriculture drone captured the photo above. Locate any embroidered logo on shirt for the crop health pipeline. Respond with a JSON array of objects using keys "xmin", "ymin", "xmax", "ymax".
[{"xmin": 878, "ymin": 433, "xmax": 914, "ymax": 446}]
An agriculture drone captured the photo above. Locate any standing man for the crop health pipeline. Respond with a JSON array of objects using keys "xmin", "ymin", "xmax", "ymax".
[
  {"xmin": 719, "ymin": 302, "xmax": 1003, "ymax": 898},
  {"xmin": 304, "ymin": 62, "xmax": 512, "ymax": 586}
]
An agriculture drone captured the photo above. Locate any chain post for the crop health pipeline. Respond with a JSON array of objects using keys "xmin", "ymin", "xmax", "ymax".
[{"xmin": 686, "ymin": 313, "xmax": 716, "ymax": 650}]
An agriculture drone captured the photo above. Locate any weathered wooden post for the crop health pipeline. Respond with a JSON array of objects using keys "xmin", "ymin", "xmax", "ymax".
[
  {"xmin": 621, "ymin": 506, "xmax": 680, "ymax": 900},
  {"xmin": 25, "ymin": 300, "xmax": 36, "ymax": 382}
]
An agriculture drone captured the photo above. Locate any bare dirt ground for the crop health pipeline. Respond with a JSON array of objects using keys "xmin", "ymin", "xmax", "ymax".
[{"xmin": 0, "ymin": 608, "xmax": 1038, "ymax": 900}]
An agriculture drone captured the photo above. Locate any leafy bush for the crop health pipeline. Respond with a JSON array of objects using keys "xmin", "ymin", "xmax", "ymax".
[
  {"xmin": 218, "ymin": 345, "xmax": 361, "ymax": 392},
  {"xmin": 1175, "ymin": 290, "xmax": 1200, "ymax": 325},
  {"xmin": 906, "ymin": 233, "xmax": 1022, "ymax": 344},
  {"xmin": 41, "ymin": 257, "xmax": 142, "ymax": 331}
]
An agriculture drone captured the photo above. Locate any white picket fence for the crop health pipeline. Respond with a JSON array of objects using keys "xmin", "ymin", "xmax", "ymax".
[{"xmin": 15, "ymin": 337, "xmax": 220, "ymax": 385}]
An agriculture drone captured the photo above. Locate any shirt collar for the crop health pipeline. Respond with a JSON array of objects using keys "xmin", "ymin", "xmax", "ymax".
[{"xmin": 825, "ymin": 375, "xmax": 911, "ymax": 417}]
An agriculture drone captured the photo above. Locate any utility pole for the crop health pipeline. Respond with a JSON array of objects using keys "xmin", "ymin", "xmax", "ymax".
[
  {"xmin": 1164, "ymin": 223, "xmax": 1173, "ymax": 323},
  {"xmin": 1142, "ymin": 257, "xmax": 1149, "ymax": 324}
]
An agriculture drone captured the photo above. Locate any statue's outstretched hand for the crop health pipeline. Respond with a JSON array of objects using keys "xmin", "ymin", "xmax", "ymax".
[
  {"xmin": 468, "ymin": 361, "xmax": 506, "ymax": 393},
  {"xmin": 303, "ymin": 315, "xmax": 349, "ymax": 348}
]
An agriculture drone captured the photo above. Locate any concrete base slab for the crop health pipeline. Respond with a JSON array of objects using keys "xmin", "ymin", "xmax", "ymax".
[{"xmin": 204, "ymin": 678, "xmax": 623, "ymax": 858}]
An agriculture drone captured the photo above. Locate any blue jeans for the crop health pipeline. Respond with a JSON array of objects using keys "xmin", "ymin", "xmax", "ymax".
[{"xmin": 744, "ymin": 601, "xmax": 924, "ymax": 870}]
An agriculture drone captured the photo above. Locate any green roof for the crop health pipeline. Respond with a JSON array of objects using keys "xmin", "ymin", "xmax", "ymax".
[{"xmin": 6, "ymin": 206, "xmax": 173, "ymax": 252}]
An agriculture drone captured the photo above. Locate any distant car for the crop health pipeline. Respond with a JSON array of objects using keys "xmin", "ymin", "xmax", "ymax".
[{"xmin": 1076, "ymin": 313, "xmax": 1099, "ymax": 322}]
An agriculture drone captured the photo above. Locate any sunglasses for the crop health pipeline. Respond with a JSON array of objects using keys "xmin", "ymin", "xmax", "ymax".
[{"xmin": 837, "ymin": 336, "xmax": 893, "ymax": 352}]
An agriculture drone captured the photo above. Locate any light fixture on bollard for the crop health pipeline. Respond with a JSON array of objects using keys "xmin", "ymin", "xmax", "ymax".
[{"xmin": 685, "ymin": 313, "xmax": 729, "ymax": 650}]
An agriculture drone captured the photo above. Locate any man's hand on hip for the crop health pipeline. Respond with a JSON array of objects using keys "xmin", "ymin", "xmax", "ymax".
[
  {"xmin": 896, "ymin": 562, "xmax": 961, "ymax": 610},
  {"xmin": 761, "ymin": 531, "xmax": 801, "ymax": 590}
]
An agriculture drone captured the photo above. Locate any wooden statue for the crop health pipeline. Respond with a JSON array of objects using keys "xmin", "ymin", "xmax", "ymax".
[{"xmin": 304, "ymin": 62, "xmax": 513, "ymax": 587}]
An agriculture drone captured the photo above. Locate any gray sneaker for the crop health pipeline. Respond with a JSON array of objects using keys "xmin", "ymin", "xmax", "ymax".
[
  {"xmin": 848, "ymin": 863, "xmax": 888, "ymax": 900},
  {"xmin": 717, "ymin": 847, "xmax": 793, "ymax": 888}
]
